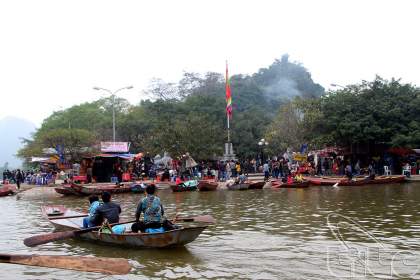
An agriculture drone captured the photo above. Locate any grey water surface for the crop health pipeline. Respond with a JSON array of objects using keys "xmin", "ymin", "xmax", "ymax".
[{"xmin": 1, "ymin": 182, "xmax": 420, "ymax": 279}]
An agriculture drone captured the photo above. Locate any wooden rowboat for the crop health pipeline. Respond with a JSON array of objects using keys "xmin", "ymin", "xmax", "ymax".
[
  {"xmin": 41, "ymin": 205, "xmax": 206, "ymax": 248},
  {"xmin": 305, "ymin": 175, "xmax": 406, "ymax": 186},
  {"xmin": 198, "ymin": 180, "xmax": 218, "ymax": 191},
  {"xmin": 70, "ymin": 182, "xmax": 132, "ymax": 195},
  {"xmin": 367, "ymin": 175, "xmax": 406, "ymax": 184},
  {"xmin": 170, "ymin": 180, "xmax": 198, "ymax": 192},
  {"xmin": 54, "ymin": 184, "xmax": 84, "ymax": 196},
  {"xmin": 0, "ymin": 185, "xmax": 16, "ymax": 197},
  {"xmin": 226, "ymin": 183, "xmax": 250, "ymax": 191},
  {"xmin": 271, "ymin": 180, "xmax": 309, "ymax": 188},
  {"xmin": 248, "ymin": 181, "xmax": 265, "ymax": 189}
]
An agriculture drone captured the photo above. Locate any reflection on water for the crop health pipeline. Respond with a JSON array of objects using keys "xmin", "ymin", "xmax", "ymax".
[{"xmin": 1, "ymin": 183, "xmax": 420, "ymax": 279}]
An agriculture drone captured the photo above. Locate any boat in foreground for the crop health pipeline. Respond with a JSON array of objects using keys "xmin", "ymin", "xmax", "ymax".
[{"xmin": 41, "ymin": 205, "xmax": 207, "ymax": 248}]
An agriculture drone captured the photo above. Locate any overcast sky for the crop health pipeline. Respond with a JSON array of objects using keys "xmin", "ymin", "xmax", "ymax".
[{"xmin": 1, "ymin": 0, "xmax": 419, "ymax": 126}]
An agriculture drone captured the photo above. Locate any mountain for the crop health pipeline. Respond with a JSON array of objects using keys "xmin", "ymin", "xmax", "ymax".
[{"xmin": 0, "ymin": 116, "xmax": 36, "ymax": 169}]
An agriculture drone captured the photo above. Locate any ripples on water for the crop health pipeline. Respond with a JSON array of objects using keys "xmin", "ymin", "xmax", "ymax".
[{"xmin": 1, "ymin": 183, "xmax": 420, "ymax": 279}]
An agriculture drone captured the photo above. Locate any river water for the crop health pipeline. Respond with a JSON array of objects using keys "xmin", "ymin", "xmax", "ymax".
[{"xmin": 1, "ymin": 182, "xmax": 420, "ymax": 279}]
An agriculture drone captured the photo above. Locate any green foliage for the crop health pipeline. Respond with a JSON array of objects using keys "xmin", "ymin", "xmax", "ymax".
[
  {"xmin": 264, "ymin": 100, "xmax": 305, "ymax": 154},
  {"xmin": 295, "ymin": 77, "xmax": 420, "ymax": 149},
  {"xmin": 18, "ymin": 128, "xmax": 97, "ymax": 162},
  {"xmin": 19, "ymin": 56, "xmax": 329, "ymax": 161}
]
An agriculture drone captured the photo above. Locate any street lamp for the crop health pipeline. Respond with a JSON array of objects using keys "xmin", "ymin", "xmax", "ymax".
[
  {"xmin": 93, "ymin": 86, "xmax": 133, "ymax": 142},
  {"xmin": 258, "ymin": 138, "xmax": 269, "ymax": 163}
]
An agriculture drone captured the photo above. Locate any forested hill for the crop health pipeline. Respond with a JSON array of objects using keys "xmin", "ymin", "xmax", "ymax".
[{"xmin": 18, "ymin": 55, "xmax": 324, "ymax": 161}]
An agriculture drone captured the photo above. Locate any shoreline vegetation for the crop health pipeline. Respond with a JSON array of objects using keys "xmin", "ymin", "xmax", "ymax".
[{"xmin": 17, "ymin": 55, "xmax": 419, "ymax": 164}]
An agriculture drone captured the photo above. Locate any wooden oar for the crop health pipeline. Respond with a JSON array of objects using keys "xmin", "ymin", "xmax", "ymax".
[
  {"xmin": 49, "ymin": 214, "xmax": 88, "ymax": 220},
  {"xmin": 175, "ymin": 215, "xmax": 215, "ymax": 223},
  {"xmin": 24, "ymin": 220, "xmax": 136, "ymax": 247},
  {"xmin": 0, "ymin": 253, "xmax": 131, "ymax": 275}
]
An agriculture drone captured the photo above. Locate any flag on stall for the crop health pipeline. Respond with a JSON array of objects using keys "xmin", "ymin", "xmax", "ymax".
[{"xmin": 225, "ymin": 62, "xmax": 232, "ymax": 118}]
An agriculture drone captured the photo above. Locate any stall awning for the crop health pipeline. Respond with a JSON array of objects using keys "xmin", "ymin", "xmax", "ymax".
[
  {"xmin": 387, "ymin": 147, "xmax": 416, "ymax": 156},
  {"xmin": 95, "ymin": 153, "xmax": 134, "ymax": 160},
  {"xmin": 31, "ymin": 156, "xmax": 58, "ymax": 164}
]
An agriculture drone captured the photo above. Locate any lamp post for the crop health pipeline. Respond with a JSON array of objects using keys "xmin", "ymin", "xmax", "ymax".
[
  {"xmin": 258, "ymin": 138, "xmax": 269, "ymax": 164},
  {"xmin": 93, "ymin": 86, "xmax": 133, "ymax": 142}
]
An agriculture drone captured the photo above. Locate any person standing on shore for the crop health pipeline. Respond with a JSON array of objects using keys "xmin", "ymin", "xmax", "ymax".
[
  {"xmin": 15, "ymin": 169, "xmax": 23, "ymax": 190},
  {"xmin": 263, "ymin": 161, "xmax": 270, "ymax": 181}
]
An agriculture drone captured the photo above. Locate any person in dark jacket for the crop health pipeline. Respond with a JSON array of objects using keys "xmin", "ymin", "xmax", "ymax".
[
  {"xmin": 91, "ymin": 191, "xmax": 121, "ymax": 226},
  {"xmin": 15, "ymin": 169, "xmax": 23, "ymax": 190}
]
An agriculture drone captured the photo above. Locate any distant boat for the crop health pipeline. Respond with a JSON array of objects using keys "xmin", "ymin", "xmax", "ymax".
[
  {"xmin": 198, "ymin": 180, "xmax": 218, "ymax": 191},
  {"xmin": 0, "ymin": 185, "xmax": 16, "ymax": 197},
  {"xmin": 170, "ymin": 180, "xmax": 198, "ymax": 192},
  {"xmin": 271, "ymin": 180, "xmax": 309, "ymax": 188}
]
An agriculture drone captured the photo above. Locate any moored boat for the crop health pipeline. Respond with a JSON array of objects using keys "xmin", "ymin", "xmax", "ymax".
[
  {"xmin": 41, "ymin": 205, "xmax": 207, "ymax": 248},
  {"xmin": 54, "ymin": 185, "xmax": 83, "ymax": 196},
  {"xmin": 305, "ymin": 175, "xmax": 406, "ymax": 186},
  {"xmin": 226, "ymin": 182, "xmax": 250, "ymax": 191},
  {"xmin": 170, "ymin": 180, "xmax": 198, "ymax": 192},
  {"xmin": 198, "ymin": 180, "xmax": 218, "ymax": 191},
  {"xmin": 271, "ymin": 180, "xmax": 309, "ymax": 188},
  {"xmin": 248, "ymin": 181, "xmax": 265, "ymax": 189},
  {"xmin": 0, "ymin": 185, "xmax": 16, "ymax": 197},
  {"xmin": 367, "ymin": 175, "xmax": 406, "ymax": 184},
  {"xmin": 70, "ymin": 182, "xmax": 132, "ymax": 195}
]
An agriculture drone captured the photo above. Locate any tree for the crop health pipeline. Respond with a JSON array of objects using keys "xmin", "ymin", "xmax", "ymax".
[
  {"xmin": 264, "ymin": 100, "xmax": 305, "ymax": 154},
  {"xmin": 18, "ymin": 128, "xmax": 97, "ymax": 163},
  {"xmin": 298, "ymin": 77, "xmax": 420, "ymax": 149}
]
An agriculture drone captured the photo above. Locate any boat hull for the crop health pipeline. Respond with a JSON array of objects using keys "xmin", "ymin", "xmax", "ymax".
[
  {"xmin": 0, "ymin": 185, "xmax": 16, "ymax": 197},
  {"xmin": 41, "ymin": 206, "xmax": 207, "ymax": 248},
  {"xmin": 70, "ymin": 182, "xmax": 132, "ymax": 195},
  {"xmin": 170, "ymin": 184, "xmax": 198, "ymax": 192},
  {"xmin": 248, "ymin": 181, "xmax": 265, "ymax": 189},
  {"xmin": 272, "ymin": 180, "xmax": 309, "ymax": 188},
  {"xmin": 227, "ymin": 183, "xmax": 250, "ymax": 191},
  {"xmin": 305, "ymin": 175, "xmax": 406, "ymax": 186},
  {"xmin": 198, "ymin": 180, "xmax": 218, "ymax": 191}
]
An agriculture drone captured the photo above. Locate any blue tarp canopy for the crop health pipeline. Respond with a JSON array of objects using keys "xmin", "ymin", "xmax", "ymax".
[{"xmin": 95, "ymin": 153, "xmax": 134, "ymax": 160}]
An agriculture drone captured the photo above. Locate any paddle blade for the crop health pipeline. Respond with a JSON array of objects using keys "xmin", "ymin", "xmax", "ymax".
[
  {"xmin": 178, "ymin": 215, "xmax": 215, "ymax": 223},
  {"xmin": 9, "ymin": 255, "xmax": 131, "ymax": 275},
  {"xmin": 332, "ymin": 182, "xmax": 339, "ymax": 188},
  {"xmin": 24, "ymin": 231, "xmax": 76, "ymax": 247}
]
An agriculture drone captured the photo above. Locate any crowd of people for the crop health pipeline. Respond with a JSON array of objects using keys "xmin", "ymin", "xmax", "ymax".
[{"xmin": 2, "ymin": 169, "xmax": 56, "ymax": 188}]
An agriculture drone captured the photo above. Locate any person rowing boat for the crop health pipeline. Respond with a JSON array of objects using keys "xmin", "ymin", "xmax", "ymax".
[{"xmin": 131, "ymin": 184, "xmax": 175, "ymax": 233}]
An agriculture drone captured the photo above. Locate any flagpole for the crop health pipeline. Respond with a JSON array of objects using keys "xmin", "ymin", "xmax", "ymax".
[
  {"xmin": 226, "ymin": 60, "xmax": 231, "ymax": 144},
  {"xmin": 227, "ymin": 112, "xmax": 230, "ymax": 143}
]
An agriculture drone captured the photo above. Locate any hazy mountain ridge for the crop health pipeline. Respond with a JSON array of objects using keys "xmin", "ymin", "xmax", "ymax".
[{"xmin": 0, "ymin": 116, "xmax": 36, "ymax": 168}]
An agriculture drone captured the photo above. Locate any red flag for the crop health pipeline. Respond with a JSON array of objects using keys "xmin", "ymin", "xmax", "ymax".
[{"xmin": 226, "ymin": 62, "xmax": 232, "ymax": 118}]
